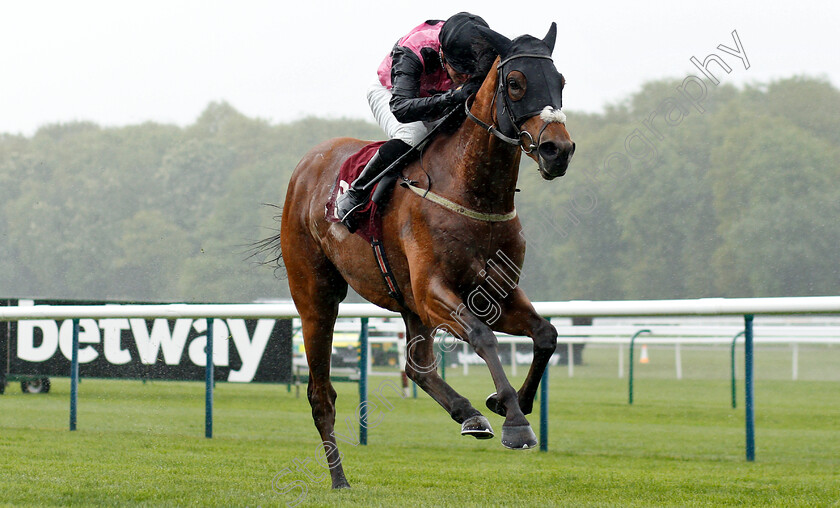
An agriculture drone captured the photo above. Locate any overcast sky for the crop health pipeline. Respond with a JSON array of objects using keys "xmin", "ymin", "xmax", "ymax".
[{"xmin": 1, "ymin": 1, "xmax": 838, "ymax": 135}]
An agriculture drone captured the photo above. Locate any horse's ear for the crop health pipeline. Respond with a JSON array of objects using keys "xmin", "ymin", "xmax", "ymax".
[
  {"xmin": 543, "ymin": 22, "xmax": 557, "ymax": 53},
  {"xmin": 475, "ymin": 25, "xmax": 512, "ymax": 57}
]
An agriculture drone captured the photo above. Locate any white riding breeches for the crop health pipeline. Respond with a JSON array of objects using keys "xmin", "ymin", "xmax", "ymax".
[{"xmin": 367, "ymin": 81, "xmax": 432, "ymax": 147}]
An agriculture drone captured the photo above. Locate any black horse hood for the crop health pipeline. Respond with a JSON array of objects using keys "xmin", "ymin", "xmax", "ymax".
[{"xmin": 476, "ymin": 23, "xmax": 565, "ymax": 133}]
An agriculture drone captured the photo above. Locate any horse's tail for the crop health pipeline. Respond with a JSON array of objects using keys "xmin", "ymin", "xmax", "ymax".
[{"xmin": 247, "ymin": 203, "xmax": 286, "ymax": 279}]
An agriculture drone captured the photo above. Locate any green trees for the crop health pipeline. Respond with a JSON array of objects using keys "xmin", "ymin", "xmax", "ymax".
[
  {"xmin": 0, "ymin": 102, "xmax": 382, "ymax": 301},
  {"xmin": 709, "ymin": 107, "xmax": 840, "ymax": 296},
  {"xmin": 1, "ymin": 78, "xmax": 837, "ymax": 303},
  {"xmin": 515, "ymin": 76, "xmax": 840, "ymax": 300}
]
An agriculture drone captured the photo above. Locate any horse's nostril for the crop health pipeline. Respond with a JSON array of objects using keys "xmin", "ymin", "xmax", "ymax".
[{"xmin": 539, "ymin": 142, "xmax": 559, "ymax": 160}]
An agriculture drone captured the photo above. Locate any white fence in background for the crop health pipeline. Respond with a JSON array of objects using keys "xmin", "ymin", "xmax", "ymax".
[
  {"xmin": 6, "ymin": 297, "xmax": 839, "ymax": 380},
  {"xmin": 297, "ymin": 314, "xmax": 840, "ymax": 381},
  {"xmin": 3, "ymin": 296, "xmax": 840, "ymax": 321},
  {"xmin": 2, "ymin": 296, "xmax": 839, "ymax": 460}
]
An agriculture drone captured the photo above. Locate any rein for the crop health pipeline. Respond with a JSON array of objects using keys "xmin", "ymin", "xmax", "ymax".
[{"xmin": 464, "ymin": 96, "xmax": 537, "ymax": 153}]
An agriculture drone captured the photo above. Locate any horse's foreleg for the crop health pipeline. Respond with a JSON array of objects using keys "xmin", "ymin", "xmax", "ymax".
[
  {"xmin": 421, "ymin": 282, "xmax": 536, "ymax": 449},
  {"xmin": 468, "ymin": 323, "xmax": 537, "ymax": 448},
  {"xmin": 402, "ymin": 312, "xmax": 493, "ymax": 439},
  {"xmin": 490, "ymin": 288, "xmax": 557, "ymax": 416}
]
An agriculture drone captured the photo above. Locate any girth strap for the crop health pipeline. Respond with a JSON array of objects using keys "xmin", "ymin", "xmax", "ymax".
[{"xmin": 371, "ymin": 239, "xmax": 406, "ymax": 308}]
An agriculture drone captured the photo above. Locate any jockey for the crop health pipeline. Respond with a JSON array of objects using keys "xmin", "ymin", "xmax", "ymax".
[{"xmin": 335, "ymin": 12, "xmax": 497, "ymax": 230}]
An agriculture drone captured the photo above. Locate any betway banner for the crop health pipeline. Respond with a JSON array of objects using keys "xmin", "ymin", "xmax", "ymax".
[{"xmin": 1, "ymin": 299, "xmax": 292, "ymax": 383}]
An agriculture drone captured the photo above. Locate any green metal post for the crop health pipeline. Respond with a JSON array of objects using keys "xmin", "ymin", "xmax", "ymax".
[
  {"xmin": 539, "ymin": 366, "xmax": 548, "ymax": 452},
  {"xmin": 69, "ymin": 319, "xmax": 80, "ymax": 431},
  {"xmin": 359, "ymin": 318, "xmax": 369, "ymax": 446},
  {"xmin": 628, "ymin": 329, "xmax": 651, "ymax": 405},
  {"xmin": 205, "ymin": 318, "xmax": 213, "ymax": 438},
  {"xmin": 744, "ymin": 315, "xmax": 755, "ymax": 462},
  {"xmin": 730, "ymin": 330, "xmax": 745, "ymax": 409}
]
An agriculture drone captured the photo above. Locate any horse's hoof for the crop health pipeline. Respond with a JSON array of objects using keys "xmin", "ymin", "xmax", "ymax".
[
  {"xmin": 332, "ymin": 480, "xmax": 351, "ymax": 490},
  {"xmin": 501, "ymin": 424, "xmax": 538, "ymax": 450},
  {"xmin": 461, "ymin": 415, "xmax": 494, "ymax": 439},
  {"xmin": 485, "ymin": 392, "xmax": 506, "ymax": 417}
]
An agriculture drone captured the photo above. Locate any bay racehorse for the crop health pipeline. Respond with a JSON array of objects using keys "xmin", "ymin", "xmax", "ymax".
[{"xmin": 273, "ymin": 23, "xmax": 574, "ymax": 489}]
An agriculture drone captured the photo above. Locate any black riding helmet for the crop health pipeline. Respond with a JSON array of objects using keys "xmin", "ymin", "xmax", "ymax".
[{"xmin": 439, "ymin": 12, "xmax": 490, "ymax": 76}]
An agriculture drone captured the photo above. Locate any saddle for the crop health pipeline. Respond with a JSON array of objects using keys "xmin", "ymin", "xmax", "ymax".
[
  {"xmin": 324, "ymin": 141, "xmax": 388, "ymax": 242},
  {"xmin": 323, "ymin": 141, "xmax": 411, "ymax": 305},
  {"xmin": 323, "ymin": 104, "xmax": 467, "ymax": 306}
]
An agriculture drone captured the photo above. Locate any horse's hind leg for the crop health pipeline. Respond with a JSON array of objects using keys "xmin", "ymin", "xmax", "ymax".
[
  {"xmin": 402, "ymin": 312, "xmax": 494, "ymax": 439},
  {"xmin": 302, "ymin": 308, "xmax": 349, "ymax": 489},
  {"xmin": 284, "ymin": 238, "xmax": 351, "ymax": 489}
]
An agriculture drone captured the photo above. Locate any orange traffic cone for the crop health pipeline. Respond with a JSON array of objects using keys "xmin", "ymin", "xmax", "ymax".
[{"xmin": 639, "ymin": 344, "xmax": 650, "ymax": 364}]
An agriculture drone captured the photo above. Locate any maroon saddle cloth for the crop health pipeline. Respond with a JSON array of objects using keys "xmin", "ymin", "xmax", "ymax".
[{"xmin": 324, "ymin": 140, "xmax": 387, "ymax": 242}]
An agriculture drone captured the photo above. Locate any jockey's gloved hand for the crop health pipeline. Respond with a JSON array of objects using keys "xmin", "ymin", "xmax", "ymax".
[
  {"xmin": 451, "ymin": 81, "xmax": 482, "ymax": 103},
  {"xmin": 464, "ymin": 78, "xmax": 483, "ymax": 94}
]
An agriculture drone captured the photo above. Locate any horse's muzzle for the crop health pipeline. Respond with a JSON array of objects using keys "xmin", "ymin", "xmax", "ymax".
[{"xmin": 538, "ymin": 140, "xmax": 575, "ymax": 180}]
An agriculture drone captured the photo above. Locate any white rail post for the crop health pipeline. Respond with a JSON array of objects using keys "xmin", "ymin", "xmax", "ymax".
[
  {"xmin": 511, "ymin": 342, "xmax": 517, "ymax": 377},
  {"xmin": 567, "ymin": 342, "xmax": 574, "ymax": 378},
  {"xmin": 618, "ymin": 344, "xmax": 624, "ymax": 378},
  {"xmin": 675, "ymin": 343, "xmax": 683, "ymax": 380},
  {"xmin": 463, "ymin": 342, "xmax": 469, "ymax": 376}
]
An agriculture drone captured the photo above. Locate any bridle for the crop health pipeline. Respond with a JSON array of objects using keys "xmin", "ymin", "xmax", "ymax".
[
  {"xmin": 464, "ymin": 53, "xmax": 564, "ymax": 155},
  {"xmin": 404, "ymin": 48, "xmax": 567, "ymax": 222}
]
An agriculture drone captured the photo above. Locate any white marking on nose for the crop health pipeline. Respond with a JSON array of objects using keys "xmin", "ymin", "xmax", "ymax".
[{"xmin": 540, "ymin": 106, "xmax": 566, "ymax": 124}]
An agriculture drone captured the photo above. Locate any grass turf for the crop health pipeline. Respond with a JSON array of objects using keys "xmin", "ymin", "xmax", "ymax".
[{"xmin": 1, "ymin": 353, "xmax": 838, "ymax": 507}]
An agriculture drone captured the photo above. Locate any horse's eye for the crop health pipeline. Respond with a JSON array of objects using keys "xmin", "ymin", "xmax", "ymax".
[{"xmin": 506, "ymin": 71, "xmax": 526, "ymax": 101}]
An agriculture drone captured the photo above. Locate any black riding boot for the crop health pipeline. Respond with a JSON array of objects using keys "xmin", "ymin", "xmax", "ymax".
[{"xmin": 335, "ymin": 139, "xmax": 410, "ymax": 230}]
